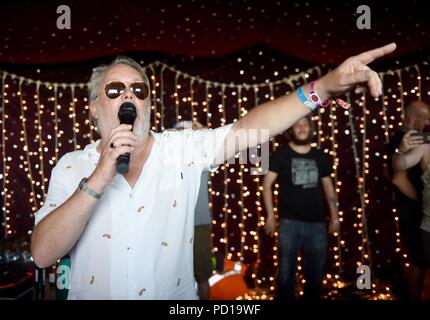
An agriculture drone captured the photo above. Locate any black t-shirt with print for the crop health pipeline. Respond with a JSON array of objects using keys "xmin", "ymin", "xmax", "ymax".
[{"xmin": 268, "ymin": 144, "xmax": 331, "ymax": 222}]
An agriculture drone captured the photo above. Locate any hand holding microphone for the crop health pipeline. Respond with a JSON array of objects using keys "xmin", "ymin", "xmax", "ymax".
[{"xmin": 88, "ymin": 103, "xmax": 137, "ymax": 193}]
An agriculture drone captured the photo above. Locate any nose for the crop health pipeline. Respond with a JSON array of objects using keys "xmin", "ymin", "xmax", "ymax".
[{"xmin": 122, "ymin": 85, "xmax": 134, "ymax": 101}]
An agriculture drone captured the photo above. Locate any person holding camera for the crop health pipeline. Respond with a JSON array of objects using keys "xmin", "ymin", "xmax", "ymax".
[{"xmin": 389, "ymin": 101, "xmax": 430, "ymax": 299}]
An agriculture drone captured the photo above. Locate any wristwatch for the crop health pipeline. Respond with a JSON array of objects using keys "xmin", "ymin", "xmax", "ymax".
[{"xmin": 78, "ymin": 177, "xmax": 103, "ymax": 199}]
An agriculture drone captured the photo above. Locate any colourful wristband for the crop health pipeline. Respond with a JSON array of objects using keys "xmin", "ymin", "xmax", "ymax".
[
  {"xmin": 298, "ymin": 81, "xmax": 351, "ymax": 111},
  {"xmin": 309, "ymin": 80, "xmax": 331, "ymax": 109},
  {"xmin": 297, "ymin": 86, "xmax": 316, "ymax": 111}
]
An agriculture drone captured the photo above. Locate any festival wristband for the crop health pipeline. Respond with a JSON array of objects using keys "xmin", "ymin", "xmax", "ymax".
[
  {"xmin": 298, "ymin": 80, "xmax": 351, "ymax": 111},
  {"xmin": 309, "ymin": 80, "xmax": 331, "ymax": 109},
  {"xmin": 297, "ymin": 86, "xmax": 316, "ymax": 111}
]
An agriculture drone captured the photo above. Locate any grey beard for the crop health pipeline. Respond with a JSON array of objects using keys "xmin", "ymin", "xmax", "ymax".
[
  {"xmin": 133, "ymin": 118, "xmax": 150, "ymax": 140},
  {"xmin": 96, "ymin": 104, "xmax": 151, "ymax": 141}
]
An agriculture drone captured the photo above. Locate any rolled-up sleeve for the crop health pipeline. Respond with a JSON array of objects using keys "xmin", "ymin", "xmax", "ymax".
[{"xmin": 34, "ymin": 154, "xmax": 74, "ymax": 226}]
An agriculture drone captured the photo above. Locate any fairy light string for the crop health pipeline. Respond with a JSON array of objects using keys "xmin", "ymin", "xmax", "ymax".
[
  {"xmin": 251, "ymin": 86, "xmax": 264, "ymax": 290},
  {"xmin": 396, "ymin": 70, "xmax": 405, "ymax": 120},
  {"xmin": 52, "ymin": 84, "xmax": 59, "ymax": 163},
  {"xmin": 237, "ymin": 86, "xmax": 246, "ymax": 263},
  {"xmin": 18, "ymin": 79, "xmax": 38, "ymax": 215},
  {"xmin": 1, "ymin": 73, "xmax": 9, "ymax": 237},
  {"xmin": 70, "ymin": 84, "xmax": 78, "ymax": 150},
  {"xmin": 34, "ymin": 81, "xmax": 47, "ymax": 201},
  {"xmin": 148, "ymin": 65, "xmax": 158, "ymax": 131},
  {"xmin": 415, "ymin": 65, "xmax": 422, "ymax": 101},
  {"xmin": 267, "ymin": 82, "xmax": 281, "ymax": 293},
  {"xmin": 220, "ymin": 84, "xmax": 231, "ymax": 259},
  {"xmin": 190, "ymin": 78, "xmax": 196, "ymax": 123},
  {"xmin": 379, "ymin": 74, "xmax": 404, "ymax": 269},
  {"xmin": 328, "ymin": 102, "xmax": 344, "ymax": 289},
  {"xmin": 159, "ymin": 64, "xmax": 167, "ymax": 131}
]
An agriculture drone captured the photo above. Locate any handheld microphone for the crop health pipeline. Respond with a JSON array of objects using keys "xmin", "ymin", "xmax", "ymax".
[{"xmin": 116, "ymin": 102, "xmax": 137, "ymax": 174}]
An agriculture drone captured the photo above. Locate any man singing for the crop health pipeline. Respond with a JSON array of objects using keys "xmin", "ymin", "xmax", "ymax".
[{"xmin": 31, "ymin": 43, "xmax": 396, "ymax": 299}]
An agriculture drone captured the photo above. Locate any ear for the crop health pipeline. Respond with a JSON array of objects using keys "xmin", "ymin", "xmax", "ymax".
[{"xmin": 89, "ymin": 102, "xmax": 97, "ymax": 120}]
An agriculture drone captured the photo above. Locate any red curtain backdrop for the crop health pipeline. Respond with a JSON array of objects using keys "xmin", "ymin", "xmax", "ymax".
[{"xmin": 1, "ymin": 0, "xmax": 430, "ymax": 297}]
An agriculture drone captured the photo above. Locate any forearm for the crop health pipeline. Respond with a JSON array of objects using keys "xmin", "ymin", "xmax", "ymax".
[
  {"xmin": 393, "ymin": 149, "xmax": 423, "ymax": 172},
  {"xmin": 234, "ymin": 82, "xmax": 328, "ymax": 151},
  {"xmin": 326, "ymin": 195, "xmax": 339, "ymax": 220},
  {"xmin": 262, "ymin": 186, "xmax": 275, "ymax": 218},
  {"xmin": 31, "ymin": 174, "xmax": 105, "ymax": 268},
  {"xmin": 323, "ymin": 180, "xmax": 339, "ymax": 220},
  {"xmin": 392, "ymin": 154, "xmax": 410, "ymax": 171},
  {"xmin": 392, "ymin": 172, "xmax": 418, "ymax": 200}
]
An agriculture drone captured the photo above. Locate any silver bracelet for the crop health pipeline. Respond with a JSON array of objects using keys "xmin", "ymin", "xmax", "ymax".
[{"xmin": 78, "ymin": 177, "xmax": 103, "ymax": 199}]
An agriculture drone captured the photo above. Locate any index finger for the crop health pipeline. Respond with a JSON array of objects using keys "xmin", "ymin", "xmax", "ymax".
[
  {"xmin": 114, "ymin": 124, "xmax": 133, "ymax": 132},
  {"xmin": 354, "ymin": 43, "xmax": 397, "ymax": 65},
  {"xmin": 108, "ymin": 124, "xmax": 133, "ymax": 137}
]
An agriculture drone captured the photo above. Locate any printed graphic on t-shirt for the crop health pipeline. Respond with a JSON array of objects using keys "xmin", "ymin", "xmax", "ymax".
[{"xmin": 291, "ymin": 158, "xmax": 318, "ymax": 188}]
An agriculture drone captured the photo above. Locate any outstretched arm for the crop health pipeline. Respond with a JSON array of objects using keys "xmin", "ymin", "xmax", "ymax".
[{"xmin": 215, "ymin": 43, "xmax": 397, "ymax": 163}]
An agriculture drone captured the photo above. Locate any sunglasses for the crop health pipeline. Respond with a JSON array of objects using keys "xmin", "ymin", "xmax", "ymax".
[{"xmin": 103, "ymin": 81, "xmax": 149, "ymax": 100}]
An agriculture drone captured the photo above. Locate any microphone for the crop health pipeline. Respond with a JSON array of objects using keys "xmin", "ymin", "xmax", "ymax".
[{"xmin": 116, "ymin": 102, "xmax": 137, "ymax": 174}]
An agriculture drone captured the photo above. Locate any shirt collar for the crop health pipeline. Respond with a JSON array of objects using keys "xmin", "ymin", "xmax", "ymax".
[{"xmin": 83, "ymin": 139, "xmax": 101, "ymax": 157}]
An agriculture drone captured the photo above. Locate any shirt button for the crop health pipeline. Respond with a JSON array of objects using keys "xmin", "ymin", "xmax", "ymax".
[
  {"xmin": 137, "ymin": 206, "xmax": 144, "ymax": 213},
  {"xmin": 138, "ymin": 288, "xmax": 146, "ymax": 296}
]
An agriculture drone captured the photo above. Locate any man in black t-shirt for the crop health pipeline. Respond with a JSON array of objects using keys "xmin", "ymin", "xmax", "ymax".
[
  {"xmin": 263, "ymin": 116, "xmax": 339, "ymax": 300},
  {"xmin": 387, "ymin": 101, "xmax": 430, "ymax": 299}
]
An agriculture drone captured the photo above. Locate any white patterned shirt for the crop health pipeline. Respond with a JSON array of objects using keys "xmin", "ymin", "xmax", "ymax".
[{"xmin": 34, "ymin": 124, "xmax": 233, "ymax": 299}]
